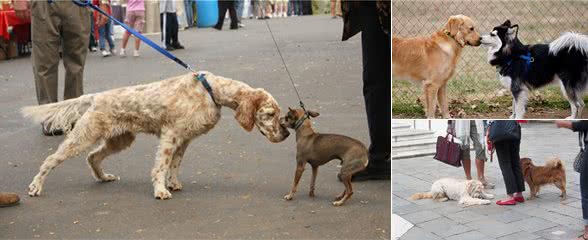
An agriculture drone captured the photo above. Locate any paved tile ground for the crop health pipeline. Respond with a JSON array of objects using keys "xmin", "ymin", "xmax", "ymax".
[
  {"xmin": 0, "ymin": 16, "xmax": 390, "ymax": 239},
  {"xmin": 393, "ymin": 122, "xmax": 584, "ymax": 240}
]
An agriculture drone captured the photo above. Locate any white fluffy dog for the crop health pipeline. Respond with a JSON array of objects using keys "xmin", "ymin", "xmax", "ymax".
[{"xmin": 410, "ymin": 178, "xmax": 494, "ymax": 207}]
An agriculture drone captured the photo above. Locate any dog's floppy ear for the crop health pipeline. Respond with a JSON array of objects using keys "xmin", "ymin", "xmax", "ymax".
[
  {"xmin": 307, "ymin": 110, "xmax": 320, "ymax": 118},
  {"xmin": 446, "ymin": 16, "xmax": 466, "ymax": 47},
  {"xmin": 235, "ymin": 90, "xmax": 265, "ymax": 132}
]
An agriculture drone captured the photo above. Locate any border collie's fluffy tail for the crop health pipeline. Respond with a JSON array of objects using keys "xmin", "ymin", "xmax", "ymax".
[
  {"xmin": 410, "ymin": 192, "xmax": 433, "ymax": 200},
  {"xmin": 545, "ymin": 158, "xmax": 564, "ymax": 170},
  {"xmin": 549, "ymin": 32, "xmax": 588, "ymax": 56},
  {"xmin": 21, "ymin": 95, "xmax": 94, "ymax": 132}
]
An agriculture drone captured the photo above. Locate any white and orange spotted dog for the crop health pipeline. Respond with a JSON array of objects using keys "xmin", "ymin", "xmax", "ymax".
[{"xmin": 22, "ymin": 71, "xmax": 290, "ymax": 199}]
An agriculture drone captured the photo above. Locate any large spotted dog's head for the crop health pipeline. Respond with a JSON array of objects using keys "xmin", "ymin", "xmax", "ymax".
[{"xmin": 235, "ymin": 89, "xmax": 290, "ymax": 143}]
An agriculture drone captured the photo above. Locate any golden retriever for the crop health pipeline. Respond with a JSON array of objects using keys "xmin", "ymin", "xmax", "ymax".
[
  {"xmin": 393, "ymin": 15, "xmax": 482, "ymax": 118},
  {"xmin": 520, "ymin": 157, "xmax": 567, "ymax": 201}
]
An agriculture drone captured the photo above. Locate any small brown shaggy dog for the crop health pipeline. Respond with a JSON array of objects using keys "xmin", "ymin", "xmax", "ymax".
[{"xmin": 520, "ymin": 157, "xmax": 566, "ymax": 201}]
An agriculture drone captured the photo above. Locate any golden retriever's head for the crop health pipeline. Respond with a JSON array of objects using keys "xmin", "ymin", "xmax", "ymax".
[
  {"xmin": 465, "ymin": 180, "xmax": 485, "ymax": 198},
  {"xmin": 279, "ymin": 107, "xmax": 320, "ymax": 130},
  {"xmin": 444, "ymin": 15, "xmax": 481, "ymax": 47},
  {"xmin": 235, "ymin": 89, "xmax": 290, "ymax": 143}
]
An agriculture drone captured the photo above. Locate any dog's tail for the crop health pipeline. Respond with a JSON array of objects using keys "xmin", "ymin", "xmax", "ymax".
[
  {"xmin": 545, "ymin": 158, "xmax": 564, "ymax": 170},
  {"xmin": 21, "ymin": 94, "xmax": 95, "ymax": 133},
  {"xmin": 549, "ymin": 32, "xmax": 588, "ymax": 56},
  {"xmin": 410, "ymin": 192, "xmax": 433, "ymax": 201}
]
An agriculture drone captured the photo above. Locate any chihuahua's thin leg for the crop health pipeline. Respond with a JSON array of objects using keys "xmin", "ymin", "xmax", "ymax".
[
  {"xmin": 284, "ymin": 162, "xmax": 305, "ymax": 200},
  {"xmin": 309, "ymin": 165, "xmax": 318, "ymax": 197}
]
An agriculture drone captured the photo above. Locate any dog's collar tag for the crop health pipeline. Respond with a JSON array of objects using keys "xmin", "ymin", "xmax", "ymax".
[{"xmin": 194, "ymin": 73, "xmax": 218, "ymax": 106}]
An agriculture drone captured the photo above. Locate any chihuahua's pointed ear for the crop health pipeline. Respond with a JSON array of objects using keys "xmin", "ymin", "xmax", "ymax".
[
  {"xmin": 503, "ymin": 20, "xmax": 511, "ymax": 27},
  {"xmin": 288, "ymin": 107, "xmax": 294, "ymax": 112},
  {"xmin": 307, "ymin": 110, "xmax": 320, "ymax": 118}
]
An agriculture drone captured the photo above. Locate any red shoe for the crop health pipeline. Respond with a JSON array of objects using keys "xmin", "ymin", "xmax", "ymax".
[
  {"xmin": 496, "ymin": 199, "xmax": 517, "ymax": 205},
  {"xmin": 514, "ymin": 196, "xmax": 525, "ymax": 203}
]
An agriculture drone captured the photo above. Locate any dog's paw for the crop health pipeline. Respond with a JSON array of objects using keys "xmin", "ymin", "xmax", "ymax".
[
  {"xmin": 154, "ymin": 189, "xmax": 172, "ymax": 200},
  {"xmin": 482, "ymin": 200, "xmax": 491, "ymax": 205},
  {"xmin": 332, "ymin": 200, "xmax": 344, "ymax": 206},
  {"xmin": 100, "ymin": 173, "xmax": 119, "ymax": 182},
  {"xmin": 486, "ymin": 194, "xmax": 494, "ymax": 199},
  {"xmin": 309, "ymin": 191, "xmax": 315, "ymax": 198},
  {"xmin": 284, "ymin": 194, "xmax": 294, "ymax": 201},
  {"xmin": 167, "ymin": 181, "xmax": 183, "ymax": 191},
  {"xmin": 28, "ymin": 182, "xmax": 42, "ymax": 197}
]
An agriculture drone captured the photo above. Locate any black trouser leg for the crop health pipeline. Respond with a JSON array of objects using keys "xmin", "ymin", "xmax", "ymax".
[
  {"xmin": 169, "ymin": 12, "xmax": 179, "ymax": 46},
  {"xmin": 216, "ymin": 1, "xmax": 228, "ymax": 29},
  {"xmin": 358, "ymin": 2, "xmax": 391, "ymax": 170},
  {"xmin": 510, "ymin": 139, "xmax": 525, "ymax": 192},
  {"xmin": 228, "ymin": 1, "xmax": 238, "ymax": 29},
  {"xmin": 160, "ymin": 13, "xmax": 172, "ymax": 46},
  {"xmin": 496, "ymin": 140, "xmax": 523, "ymax": 194},
  {"xmin": 581, "ymin": 145, "xmax": 588, "ymax": 220}
]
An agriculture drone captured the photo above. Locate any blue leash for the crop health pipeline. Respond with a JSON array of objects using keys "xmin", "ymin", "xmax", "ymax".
[{"xmin": 68, "ymin": 0, "xmax": 217, "ymax": 104}]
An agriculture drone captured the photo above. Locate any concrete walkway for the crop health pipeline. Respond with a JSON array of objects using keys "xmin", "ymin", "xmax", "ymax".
[{"xmin": 393, "ymin": 122, "xmax": 584, "ymax": 240}]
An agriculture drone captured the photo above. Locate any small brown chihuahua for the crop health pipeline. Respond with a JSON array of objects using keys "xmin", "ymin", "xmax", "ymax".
[{"xmin": 280, "ymin": 108, "xmax": 368, "ymax": 206}]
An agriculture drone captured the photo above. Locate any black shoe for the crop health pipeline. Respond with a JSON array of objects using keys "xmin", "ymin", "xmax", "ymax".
[
  {"xmin": 172, "ymin": 44, "xmax": 184, "ymax": 50},
  {"xmin": 214, "ymin": 25, "xmax": 222, "ymax": 30},
  {"xmin": 230, "ymin": 26, "xmax": 238, "ymax": 30},
  {"xmin": 338, "ymin": 167, "xmax": 390, "ymax": 182},
  {"xmin": 41, "ymin": 123, "xmax": 63, "ymax": 136},
  {"xmin": 165, "ymin": 46, "xmax": 175, "ymax": 51}
]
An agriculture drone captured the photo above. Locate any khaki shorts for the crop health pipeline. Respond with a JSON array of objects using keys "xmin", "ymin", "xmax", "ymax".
[{"xmin": 124, "ymin": 10, "xmax": 145, "ymax": 32}]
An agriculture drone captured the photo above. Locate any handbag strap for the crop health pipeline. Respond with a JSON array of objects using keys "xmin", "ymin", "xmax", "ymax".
[{"xmin": 580, "ymin": 132, "xmax": 585, "ymax": 151}]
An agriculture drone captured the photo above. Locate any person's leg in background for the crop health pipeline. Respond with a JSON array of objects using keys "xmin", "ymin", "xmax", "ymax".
[
  {"xmin": 169, "ymin": 12, "xmax": 183, "ymax": 49},
  {"xmin": 31, "ymin": 1, "xmax": 60, "ymax": 107},
  {"xmin": 105, "ymin": 19, "xmax": 115, "ymax": 54},
  {"xmin": 215, "ymin": 0, "xmax": 227, "ymax": 30},
  {"xmin": 133, "ymin": 12, "xmax": 145, "ymax": 55},
  {"xmin": 330, "ymin": 0, "xmax": 336, "ymax": 18},
  {"xmin": 461, "ymin": 142, "xmax": 473, "ymax": 180},
  {"xmin": 510, "ymin": 139, "xmax": 525, "ymax": 194},
  {"xmin": 89, "ymin": 11, "xmax": 97, "ymax": 52},
  {"xmin": 228, "ymin": 0, "xmax": 239, "ymax": 29},
  {"xmin": 235, "ymin": 0, "xmax": 244, "ymax": 21},
  {"xmin": 352, "ymin": 2, "xmax": 390, "ymax": 181},
  {"xmin": 61, "ymin": 1, "xmax": 90, "ymax": 101},
  {"xmin": 470, "ymin": 121, "xmax": 494, "ymax": 188},
  {"xmin": 495, "ymin": 140, "xmax": 522, "ymax": 204},
  {"xmin": 579, "ymin": 148, "xmax": 588, "ymax": 239}
]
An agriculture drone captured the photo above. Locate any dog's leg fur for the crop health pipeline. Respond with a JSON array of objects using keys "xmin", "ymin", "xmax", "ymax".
[
  {"xmin": 333, "ymin": 175, "xmax": 353, "ymax": 206},
  {"xmin": 480, "ymin": 192, "xmax": 494, "ymax": 199},
  {"xmin": 284, "ymin": 162, "xmax": 305, "ymax": 200},
  {"xmin": 555, "ymin": 180, "xmax": 567, "ymax": 200},
  {"xmin": 423, "ymin": 82, "xmax": 440, "ymax": 118},
  {"xmin": 87, "ymin": 132, "xmax": 135, "ymax": 182},
  {"xmin": 512, "ymin": 88, "xmax": 528, "ymax": 119},
  {"xmin": 309, "ymin": 165, "xmax": 318, "ymax": 197},
  {"xmin": 29, "ymin": 114, "xmax": 102, "ymax": 196},
  {"xmin": 167, "ymin": 140, "xmax": 191, "ymax": 191},
  {"xmin": 437, "ymin": 83, "xmax": 451, "ymax": 118},
  {"xmin": 459, "ymin": 196, "xmax": 491, "ymax": 206},
  {"xmin": 151, "ymin": 130, "xmax": 182, "ymax": 200},
  {"xmin": 559, "ymin": 80, "xmax": 579, "ymax": 119}
]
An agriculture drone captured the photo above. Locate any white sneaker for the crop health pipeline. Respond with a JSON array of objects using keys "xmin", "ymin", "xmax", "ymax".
[
  {"xmin": 282, "ymin": 12, "xmax": 287, "ymax": 18},
  {"xmin": 90, "ymin": 47, "xmax": 98, "ymax": 52},
  {"xmin": 133, "ymin": 50, "xmax": 140, "ymax": 57},
  {"xmin": 238, "ymin": 22, "xmax": 245, "ymax": 28},
  {"xmin": 119, "ymin": 48, "xmax": 126, "ymax": 57},
  {"xmin": 101, "ymin": 50, "xmax": 111, "ymax": 57},
  {"xmin": 110, "ymin": 49, "xmax": 116, "ymax": 55}
]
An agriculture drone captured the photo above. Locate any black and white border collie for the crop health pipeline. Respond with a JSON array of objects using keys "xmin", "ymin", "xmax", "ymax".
[{"xmin": 481, "ymin": 20, "xmax": 588, "ymax": 119}]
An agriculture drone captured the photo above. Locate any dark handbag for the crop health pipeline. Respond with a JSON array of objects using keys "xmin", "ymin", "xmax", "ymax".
[
  {"xmin": 574, "ymin": 132, "xmax": 585, "ymax": 173},
  {"xmin": 433, "ymin": 133, "xmax": 462, "ymax": 167},
  {"xmin": 488, "ymin": 121, "xmax": 521, "ymax": 143}
]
